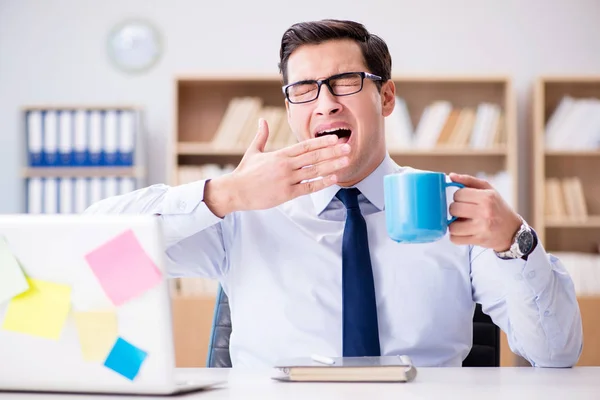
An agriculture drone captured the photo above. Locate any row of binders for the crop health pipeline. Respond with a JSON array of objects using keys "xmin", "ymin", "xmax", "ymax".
[
  {"xmin": 26, "ymin": 177, "xmax": 138, "ymax": 214},
  {"xmin": 26, "ymin": 109, "xmax": 139, "ymax": 167}
]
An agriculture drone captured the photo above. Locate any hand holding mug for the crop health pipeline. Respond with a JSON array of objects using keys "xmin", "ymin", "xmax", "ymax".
[{"xmin": 447, "ymin": 173, "xmax": 521, "ymax": 252}]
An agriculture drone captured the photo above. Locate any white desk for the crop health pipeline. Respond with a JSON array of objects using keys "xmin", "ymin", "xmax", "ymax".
[{"xmin": 2, "ymin": 367, "xmax": 599, "ymax": 399}]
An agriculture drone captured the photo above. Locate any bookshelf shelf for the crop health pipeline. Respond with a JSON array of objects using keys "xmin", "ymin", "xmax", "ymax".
[
  {"xmin": 545, "ymin": 216, "xmax": 600, "ymax": 228},
  {"xmin": 534, "ymin": 76, "xmax": 600, "ymax": 242},
  {"xmin": 173, "ymin": 74, "xmax": 517, "ymax": 204},
  {"xmin": 22, "ymin": 167, "xmax": 145, "ymax": 178},
  {"xmin": 545, "ymin": 150, "xmax": 600, "ymax": 157}
]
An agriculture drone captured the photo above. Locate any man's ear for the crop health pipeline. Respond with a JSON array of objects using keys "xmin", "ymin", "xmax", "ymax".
[{"xmin": 380, "ymin": 80, "xmax": 396, "ymax": 117}]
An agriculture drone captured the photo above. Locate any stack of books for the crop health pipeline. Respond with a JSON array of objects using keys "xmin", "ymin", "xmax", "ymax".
[
  {"xmin": 545, "ymin": 177, "xmax": 588, "ymax": 221},
  {"xmin": 385, "ymin": 97, "xmax": 505, "ymax": 150}
]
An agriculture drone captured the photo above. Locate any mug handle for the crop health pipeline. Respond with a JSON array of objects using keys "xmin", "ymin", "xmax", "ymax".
[{"xmin": 445, "ymin": 181, "xmax": 465, "ymax": 224}]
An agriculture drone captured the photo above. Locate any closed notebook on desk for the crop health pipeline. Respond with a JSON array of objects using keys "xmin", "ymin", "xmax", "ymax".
[{"xmin": 272, "ymin": 356, "xmax": 418, "ymax": 383}]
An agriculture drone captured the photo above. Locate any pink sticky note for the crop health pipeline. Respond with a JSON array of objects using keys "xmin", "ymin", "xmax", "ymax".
[{"xmin": 85, "ymin": 230, "xmax": 162, "ymax": 306}]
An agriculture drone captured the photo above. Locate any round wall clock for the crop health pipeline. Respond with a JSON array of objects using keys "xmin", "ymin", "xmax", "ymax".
[{"xmin": 107, "ymin": 19, "xmax": 163, "ymax": 74}]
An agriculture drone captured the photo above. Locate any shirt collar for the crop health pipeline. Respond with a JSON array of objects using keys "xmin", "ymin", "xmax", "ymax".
[{"xmin": 310, "ymin": 154, "xmax": 402, "ymax": 215}]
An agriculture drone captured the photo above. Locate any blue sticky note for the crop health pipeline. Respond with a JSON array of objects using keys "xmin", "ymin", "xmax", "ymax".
[{"xmin": 103, "ymin": 337, "xmax": 148, "ymax": 380}]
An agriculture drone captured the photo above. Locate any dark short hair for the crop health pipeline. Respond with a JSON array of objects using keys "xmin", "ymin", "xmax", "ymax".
[{"xmin": 278, "ymin": 19, "xmax": 392, "ymax": 89}]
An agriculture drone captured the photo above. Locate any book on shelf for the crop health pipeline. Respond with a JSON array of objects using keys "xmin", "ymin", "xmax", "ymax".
[
  {"xmin": 544, "ymin": 96, "xmax": 600, "ymax": 150},
  {"xmin": 384, "ymin": 96, "xmax": 413, "ymax": 149},
  {"xmin": 210, "ymin": 97, "xmax": 296, "ymax": 150},
  {"xmin": 544, "ymin": 177, "xmax": 588, "ymax": 221},
  {"xmin": 385, "ymin": 98, "xmax": 505, "ymax": 150}
]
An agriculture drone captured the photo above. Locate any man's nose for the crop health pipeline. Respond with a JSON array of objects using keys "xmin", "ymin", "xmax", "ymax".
[{"xmin": 314, "ymin": 85, "xmax": 342, "ymax": 116}]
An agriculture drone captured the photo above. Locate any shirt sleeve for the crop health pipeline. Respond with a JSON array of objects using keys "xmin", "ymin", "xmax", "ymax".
[
  {"xmin": 470, "ymin": 239, "xmax": 583, "ymax": 367},
  {"xmin": 84, "ymin": 180, "xmax": 229, "ymax": 280}
]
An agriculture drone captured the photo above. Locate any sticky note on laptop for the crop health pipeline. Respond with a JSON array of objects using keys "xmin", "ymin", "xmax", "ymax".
[
  {"xmin": 84, "ymin": 229, "xmax": 162, "ymax": 306},
  {"xmin": 104, "ymin": 337, "xmax": 148, "ymax": 380},
  {"xmin": 2, "ymin": 278, "xmax": 71, "ymax": 340},
  {"xmin": 0, "ymin": 236, "xmax": 29, "ymax": 305},
  {"xmin": 74, "ymin": 310, "xmax": 118, "ymax": 362}
]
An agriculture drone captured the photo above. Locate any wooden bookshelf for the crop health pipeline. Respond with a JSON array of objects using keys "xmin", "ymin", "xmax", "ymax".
[
  {"xmin": 172, "ymin": 74, "xmax": 519, "ymax": 366},
  {"xmin": 173, "ymin": 75, "xmax": 517, "ymax": 206},
  {"xmin": 533, "ymin": 76, "xmax": 600, "ymax": 251},
  {"xmin": 533, "ymin": 76, "xmax": 600, "ymax": 366}
]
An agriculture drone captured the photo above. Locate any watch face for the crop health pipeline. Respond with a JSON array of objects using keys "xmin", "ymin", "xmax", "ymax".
[{"xmin": 518, "ymin": 230, "xmax": 534, "ymax": 255}]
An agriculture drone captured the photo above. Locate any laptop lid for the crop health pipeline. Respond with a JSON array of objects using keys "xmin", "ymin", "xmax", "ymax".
[{"xmin": 0, "ymin": 214, "xmax": 182, "ymax": 394}]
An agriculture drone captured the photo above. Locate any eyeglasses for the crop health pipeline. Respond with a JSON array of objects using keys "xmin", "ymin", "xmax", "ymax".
[{"xmin": 282, "ymin": 71, "xmax": 383, "ymax": 104}]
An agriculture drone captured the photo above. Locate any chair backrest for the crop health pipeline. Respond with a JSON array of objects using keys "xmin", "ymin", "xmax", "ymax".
[
  {"xmin": 206, "ymin": 286, "xmax": 232, "ymax": 368},
  {"xmin": 206, "ymin": 288, "xmax": 500, "ymax": 367},
  {"xmin": 462, "ymin": 303, "xmax": 501, "ymax": 367}
]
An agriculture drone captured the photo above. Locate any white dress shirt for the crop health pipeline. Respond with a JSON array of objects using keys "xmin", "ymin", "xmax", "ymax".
[{"xmin": 84, "ymin": 155, "xmax": 583, "ymax": 368}]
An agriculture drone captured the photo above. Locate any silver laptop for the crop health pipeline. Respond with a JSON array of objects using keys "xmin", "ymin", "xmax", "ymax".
[{"xmin": 0, "ymin": 214, "xmax": 224, "ymax": 395}]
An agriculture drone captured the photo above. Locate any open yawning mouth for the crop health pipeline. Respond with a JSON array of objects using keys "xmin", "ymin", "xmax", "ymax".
[{"xmin": 315, "ymin": 128, "xmax": 352, "ymax": 139}]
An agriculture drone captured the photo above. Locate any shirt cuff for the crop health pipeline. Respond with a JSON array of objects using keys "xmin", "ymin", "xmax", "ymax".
[
  {"xmin": 495, "ymin": 242, "xmax": 553, "ymax": 297},
  {"xmin": 160, "ymin": 180, "xmax": 210, "ymax": 215},
  {"xmin": 158, "ymin": 180, "xmax": 224, "ymax": 247}
]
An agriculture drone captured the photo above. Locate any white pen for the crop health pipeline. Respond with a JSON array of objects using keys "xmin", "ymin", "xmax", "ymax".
[{"xmin": 311, "ymin": 354, "xmax": 336, "ymax": 365}]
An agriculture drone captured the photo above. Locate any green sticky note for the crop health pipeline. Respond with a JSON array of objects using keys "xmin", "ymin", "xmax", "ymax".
[
  {"xmin": 2, "ymin": 278, "xmax": 71, "ymax": 340},
  {"xmin": 0, "ymin": 237, "xmax": 29, "ymax": 305}
]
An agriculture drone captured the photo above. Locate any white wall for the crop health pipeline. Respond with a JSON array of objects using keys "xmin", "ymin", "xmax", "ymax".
[{"xmin": 1, "ymin": 0, "xmax": 600, "ymax": 219}]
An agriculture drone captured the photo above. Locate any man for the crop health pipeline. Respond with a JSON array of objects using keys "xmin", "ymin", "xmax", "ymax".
[{"xmin": 85, "ymin": 19, "xmax": 582, "ymax": 368}]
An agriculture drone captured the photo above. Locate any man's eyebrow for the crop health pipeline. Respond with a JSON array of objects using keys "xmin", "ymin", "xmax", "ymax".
[{"xmin": 289, "ymin": 76, "xmax": 317, "ymax": 84}]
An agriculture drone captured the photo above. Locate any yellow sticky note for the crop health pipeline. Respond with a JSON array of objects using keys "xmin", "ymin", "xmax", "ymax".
[
  {"xmin": 2, "ymin": 278, "xmax": 71, "ymax": 340},
  {"xmin": 74, "ymin": 310, "xmax": 118, "ymax": 362}
]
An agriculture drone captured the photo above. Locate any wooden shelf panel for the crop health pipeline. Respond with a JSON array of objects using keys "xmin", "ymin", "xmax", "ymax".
[
  {"xmin": 177, "ymin": 142, "xmax": 507, "ymax": 157},
  {"xmin": 22, "ymin": 167, "xmax": 145, "ymax": 178},
  {"xmin": 545, "ymin": 227, "xmax": 600, "ymax": 253},
  {"xmin": 546, "ymin": 216, "xmax": 600, "ymax": 228},
  {"xmin": 545, "ymin": 150, "xmax": 600, "ymax": 157}
]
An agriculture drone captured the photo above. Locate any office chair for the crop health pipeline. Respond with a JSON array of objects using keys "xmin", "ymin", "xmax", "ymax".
[{"xmin": 206, "ymin": 286, "xmax": 500, "ymax": 368}]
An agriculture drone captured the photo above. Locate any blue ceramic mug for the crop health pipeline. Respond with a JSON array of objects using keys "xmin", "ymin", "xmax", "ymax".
[{"xmin": 383, "ymin": 171, "xmax": 465, "ymax": 243}]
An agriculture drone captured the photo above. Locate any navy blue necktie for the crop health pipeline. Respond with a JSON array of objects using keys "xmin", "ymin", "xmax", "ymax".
[{"xmin": 336, "ymin": 188, "xmax": 381, "ymax": 357}]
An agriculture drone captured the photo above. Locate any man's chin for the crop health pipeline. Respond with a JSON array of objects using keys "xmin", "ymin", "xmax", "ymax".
[{"xmin": 334, "ymin": 166, "xmax": 357, "ymax": 187}]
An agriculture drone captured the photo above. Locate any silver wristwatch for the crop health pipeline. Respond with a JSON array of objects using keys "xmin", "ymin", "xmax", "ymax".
[{"xmin": 494, "ymin": 217, "xmax": 537, "ymax": 260}]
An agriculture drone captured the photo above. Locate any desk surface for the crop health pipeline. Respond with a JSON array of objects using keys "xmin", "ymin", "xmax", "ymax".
[{"xmin": 2, "ymin": 367, "xmax": 599, "ymax": 399}]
